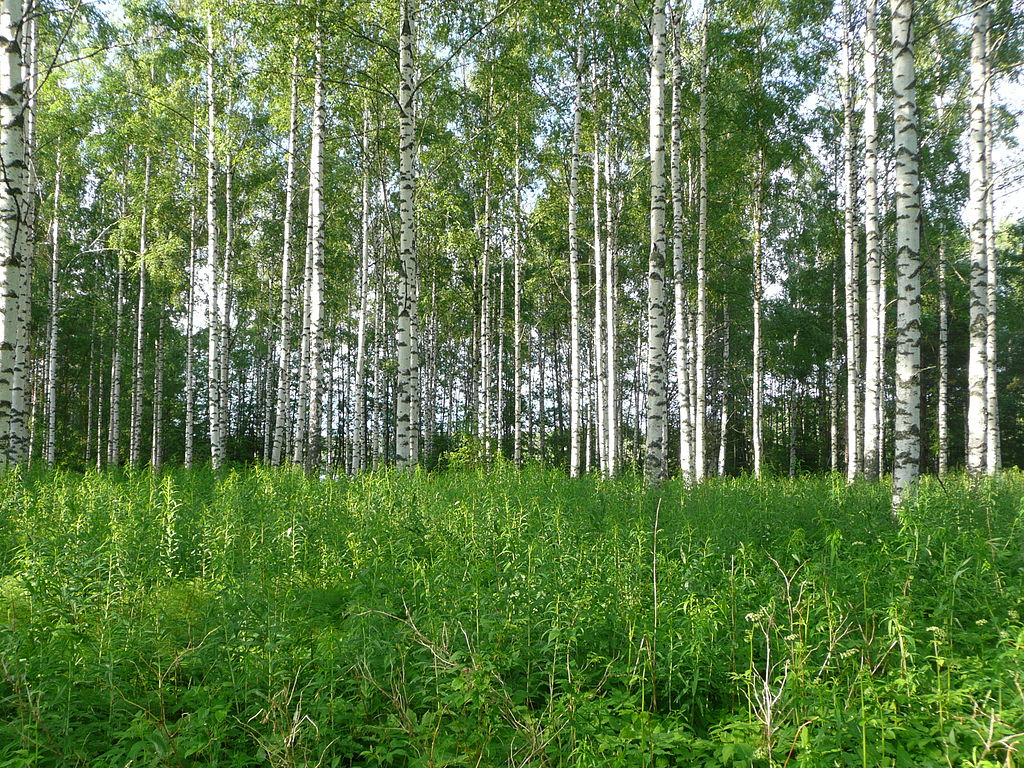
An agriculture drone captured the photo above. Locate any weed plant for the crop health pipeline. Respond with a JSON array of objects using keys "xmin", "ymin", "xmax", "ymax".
[{"xmin": 1, "ymin": 465, "xmax": 1022, "ymax": 766}]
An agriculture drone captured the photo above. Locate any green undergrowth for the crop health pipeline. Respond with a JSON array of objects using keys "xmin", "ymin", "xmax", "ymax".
[{"xmin": 1, "ymin": 465, "xmax": 1023, "ymax": 767}]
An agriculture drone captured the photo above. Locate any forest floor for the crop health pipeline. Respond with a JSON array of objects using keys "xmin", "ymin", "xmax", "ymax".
[{"xmin": 1, "ymin": 465, "xmax": 1022, "ymax": 767}]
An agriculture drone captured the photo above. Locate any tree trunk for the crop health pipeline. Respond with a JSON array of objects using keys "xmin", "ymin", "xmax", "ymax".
[
  {"xmin": 353, "ymin": 107, "xmax": 371, "ymax": 473},
  {"xmin": 695, "ymin": 0, "xmax": 709, "ymax": 481},
  {"xmin": 271, "ymin": 49, "xmax": 300, "ymax": 467},
  {"xmin": 966, "ymin": 0, "xmax": 989, "ymax": 476},
  {"xmin": 645, "ymin": 0, "xmax": 668, "ymax": 482},
  {"xmin": 592, "ymin": 73, "xmax": 606, "ymax": 475},
  {"xmin": 938, "ymin": 243, "xmax": 948, "ymax": 474},
  {"xmin": 108, "ymin": 257, "xmax": 125, "ymax": 465},
  {"xmin": 718, "ymin": 306, "xmax": 729, "ymax": 476},
  {"xmin": 605, "ymin": 100, "xmax": 618, "ymax": 477},
  {"xmin": 841, "ymin": 6, "xmax": 862, "ymax": 481},
  {"xmin": 862, "ymin": 0, "xmax": 882, "ymax": 481},
  {"xmin": 129, "ymin": 153, "xmax": 150, "ymax": 467},
  {"xmin": 152, "ymin": 317, "xmax": 164, "ymax": 473},
  {"xmin": 983, "ymin": 31, "xmax": 999, "ymax": 474},
  {"xmin": 569, "ymin": 47, "xmax": 582, "ymax": 477},
  {"xmin": 206, "ymin": 11, "xmax": 224, "ymax": 469},
  {"xmin": 185, "ymin": 136, "xmax": 197, "ymax": 468},
  {"xmin": 513, "ymin": 138, "xmax": 524, "ymax": 466},
  {"xmin": 890, "ymin": 0, "xmax": 922, "ymax": 509},
  {"xmin": 306, "ymin": 26, "xmax": 326, "ymax": 469},
  {"xmin": 44, "ymin": 156, "xmax": 61, "ymax": 466},
  {"xmin": 0, "ymin": 0, "xmax": 30, "ymax": 466},
  {"xmin": 751, "ymin": 150, "xmax": 764, "ymax": 479},
  {"xmin": 670, "ymin": 9, "xmax": 693, "ymax": 481},
  {"xmin": 396, "ymin": 0, "xmax": 418, "ymax": 468}
]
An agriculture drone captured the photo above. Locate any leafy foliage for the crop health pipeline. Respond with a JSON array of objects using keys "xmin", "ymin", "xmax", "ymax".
[{"xmin": 1, "ymin": 467, "xmax": 1023, "ymax": 766}]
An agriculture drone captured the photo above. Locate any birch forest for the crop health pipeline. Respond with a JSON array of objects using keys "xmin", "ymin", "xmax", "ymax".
[{"xmin": 2, "ymin": 0, "xmax": 1024, "ymax": 764}]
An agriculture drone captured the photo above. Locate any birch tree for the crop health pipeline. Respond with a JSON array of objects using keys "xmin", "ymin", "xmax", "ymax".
[
  {"xmin": 396, "ymin": 0, "xmax": 418, "ymax": 469},
  {"xmin": 890, "ymin": 0, "xmax": 922, "ymax": 509},
  {"xmin": 862, "ymin": 0, "xmax": 882, "ymax": 481},
  {"xmin": 0, "ymin": 0, "xmax": 29, "ymax": 466},
  {"xmin": 841, "ymin": 4, "xmax": 862, "ymax": 481},
  {"xmin": 966, "ymin": 0, "xmax": 989, "ymax": 476},
  {"xmin": 670, "ymin": 7, "xmax": 693, "ymax": 481},
  {"xmin": 644, "ymin": 0, "xmax": 668, "ymax": 482},
  {"xmin": 568, "ymin": 49, "xmax": 582, "ymax": 477},
  {"xmin": 44, "ymin": 155, "xmax": 60, "ymax": 466}
]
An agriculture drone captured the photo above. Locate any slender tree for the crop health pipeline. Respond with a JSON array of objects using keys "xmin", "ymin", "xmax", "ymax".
[
  {"xmin": 890, "ymin": 0, "xmax": 922, "ymax": 508},
  {"xmin": 645, "ymin": 0, "xmax": 668, "ymax": 482},
  {"xmin": 966, "ymin": 0, "xmax": 989, "ymax": 476}
]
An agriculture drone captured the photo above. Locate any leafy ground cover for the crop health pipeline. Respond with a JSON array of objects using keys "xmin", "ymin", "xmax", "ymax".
[{"xmin": 1, "ymin": 465, "xmax": 1022, "ymax": 767}]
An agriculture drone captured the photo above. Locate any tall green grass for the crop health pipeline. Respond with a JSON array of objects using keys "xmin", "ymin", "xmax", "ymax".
[{"xmin": 1, "ymin": 466, "xmax": 1022, "ymax": 766}]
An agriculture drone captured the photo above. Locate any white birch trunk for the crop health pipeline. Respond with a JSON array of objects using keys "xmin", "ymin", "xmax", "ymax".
[
  {"xmin": 0, "ymin": 0, "xmax": 29, "ymax": 465},
  {"xmin": 938, "ymin": 243, "xmax": 948, "ymax": 475},
  {"xmin": 152, "ymin": 317, "xmax": 164, "ymax": 473},
  {"xmin": 271, "ymin": 49, "xmax": 299, "ymax": 467},
  {"xmin": 396, "ymin": 0, "xmax": 418, "ymax": 468},
  {"xmin": 353, "ymin": 106, "xmax": 371, "ymax": 473},
  {"xmin": 605, "ymin": 104, "xmax": 618, "ymax": 477},
  {"xmin": 129, "ymin": 153, "xmax": 150, "ymax": 467},
  {"xmin": 307, "ymin": 27, "xmax": 326, "ymax": 469},
  {"xmin": 695, "ymin": 0, "xmax": 709, "ymax": 480},
  {"xmin": 645, "ymin": 0, "xmax": 668, "ymax": 482},
  {"xmin": 718, "ymin": 306, "xmax": 729, "ymax": 476},
  {"xmin": 966, "ymin": 0, "xmax": 989, "ymax": 476},
  {"xmin": 890, "ymin": 0, "xmax": 922, "ymax": 508},
  {"xmin": 513, "ymin": 139, "xmax": 524, "ymax": 466},
  {"xmin": 293, "ymin": 200, "xmax": 313, "ymax": 465},
  {"xmin": 670, "ymin": 9, "xmax": 693, "ymax": 481},
  {"xmin": 185, "ymin": 139, "xmax": 197, "ymax": 468},
  {"xmin": 862, "ymin": 0, "xmax": 882, "ymax": 481},
  {"xmin": 751, "ymin": 152, "xmax": 764, "ymax": 479},
  {"xmin": 841, "ymin": 8, "xmax": 862, "ymax": 481},
  {"xmin": 592, "ymin": 85, "xmax": 606, "ymax": 475},
  {"xmin": 569, "ymin": 50, "xmax": 582, "ymax": 477},
  {"xmin": 44, "ymin": 156, "xmax": 60, "ymax": 466},
  {"xmin": 108, "ymin": 257, "xmax": 125, "ymax": 465},
  {"xmin": 983, "ymin": 36, "xmax": 999, "ymax": 474},
  {"xmin": 206, "ymin": 12, "xmax": 224, "ymax": 469}
]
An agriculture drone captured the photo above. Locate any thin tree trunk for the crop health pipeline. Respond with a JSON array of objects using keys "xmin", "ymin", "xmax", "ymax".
[
  {"xmin": 605, "ymin": 102, "xmax": 618, "ymax": 477},
  {"xmin": 513, "ymin": 136, "xmax": 524, "ymax": 466},
  {"xmin": 569, "ymin": 47, "xmax": 582, "ymax": 477},
  {"xmin": 751, "ymin": 150, "xmax": 764, "ymax": 479},
  {"xmin": 645, "ymin": 0, "xmax": 668, "ymax": 482},
  {"xmin": 890, "ymin": 0, "xmax": 923, "ymax": 509},
  {"xmin": 108, "ymin": 257, "xmax": 125, "ymax": 465},
  {"xmin": 271, "ymin": 51, "xmax": 299, "ymax": 466},
  {"xmin": 592, "ymin": 102, "xmax": 606, "ymax": 475},
  {"xmin": 396, "ymin": 0, "xmax": 418, "ymax": 468},
  {"xmin": 0, "ymin": 0, "xmax": 31, "ymax": 465},
  {"xmin": 966, "ymin": 0, "xmax": 990, "ymax": 476},
  {"xmin": 938, "ymin": 243, "xmax": 948, "ymax": 474},
  {"xmin": 152, "ymin": 317, "xmax": 164, "ymax": 473},
  {"xmin": 718, "ymin": 306, "xmax": 729, "ymax": 476},
  {"xmin": 185, "ymin": 136, "xmax": 197, "ymax": 468},
  {"xmin": 695, "ymin": 0, "xmax": 709, "ymax": 481},
  {"xmin": 670, "ymin": 9, "xmax": 692, "ymax": 481},
  {"xmin": 129, "ymin": 153, "xmax": 150, "ymax": 467},
  {"xmin": 829, "ymin": 265, "xmax": 841, "ymax": 472},
  {"xmin": 983, "ymin": 34, "xmax": 999, "ymax": 474},
  {"xmin": 44, "ymin": 155, "xmax": 61, "ymax": 466},
  {"xmin": 353, "ymin": 107, "xmax": 371, "ymax": 473},
  {"xmin": 206, "ymin": 11, "xmax": 224, "ymax": 469},
  {"xmin": 307, "ymin": 25, "xmax": 326, "ymax": 469},
  {"xmin": 863, "ymin": 0, "xmax": 882, "ymax": 481},
  {"xmin": 841, "ymin": 5, "xmax": 862, "ymax": 481}
]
